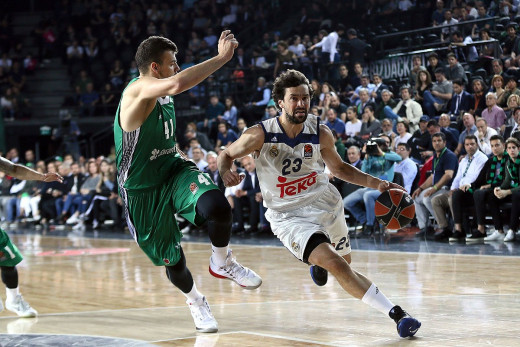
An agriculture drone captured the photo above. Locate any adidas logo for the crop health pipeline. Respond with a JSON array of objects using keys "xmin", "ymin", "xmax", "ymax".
[{"xmin": 272, "ymin": 136, "xmax": 277, "ymax": 142}]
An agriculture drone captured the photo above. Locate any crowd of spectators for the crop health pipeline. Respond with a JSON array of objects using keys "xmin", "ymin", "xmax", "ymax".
[
  {"xmin": 3, "ymin": 1, "xmax": 520, "ymax": 242},
  {"xmin": 0, "ymin": 148, "xmax": 122, "ymax": 234}
]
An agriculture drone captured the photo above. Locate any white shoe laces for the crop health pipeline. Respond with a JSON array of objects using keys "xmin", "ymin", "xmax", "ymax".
[
  {"xmin": 223, "ymin": 252, "xmax": 248, "ymax": 281},
  {"xmin": 190, "ymin": 298, "xmax": 213, "ymax": 323},
  {"xmin": 10, "ymin": 295, "xmax": 31, "ymax": 312}
]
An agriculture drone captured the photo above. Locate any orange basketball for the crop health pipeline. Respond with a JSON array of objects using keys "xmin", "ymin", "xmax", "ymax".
[{"xmin": 374, "ymin": 189, "xmax": 415, "ymax": 229}]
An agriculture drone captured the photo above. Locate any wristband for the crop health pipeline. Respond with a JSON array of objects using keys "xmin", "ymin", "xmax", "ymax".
[{"xmin": 433, "ymin": 185, "xmax": 438, "ymax": 191}]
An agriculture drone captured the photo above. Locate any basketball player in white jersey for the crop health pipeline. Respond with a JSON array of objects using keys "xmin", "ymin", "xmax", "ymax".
[{"xmin": 217, "ymin": 70, "xmax": 421, "ymax": 338}]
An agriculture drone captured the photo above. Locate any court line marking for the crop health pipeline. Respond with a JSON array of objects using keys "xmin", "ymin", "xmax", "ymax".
[
  {"xmin": 0, "ymin": 292, "xmax": 517, "ymax": 321},
  {"xmin": 150, "ymin": 330, "xmax": 341, "ymax": 346},
  {"xmin": 12, "ymin": 234, "xmax": 520, "ymax": 259}
]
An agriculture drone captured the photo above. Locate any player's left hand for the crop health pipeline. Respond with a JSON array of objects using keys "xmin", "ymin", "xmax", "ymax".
[
  {"xmin": 377, "ymin": 180, "xmax": 405, "ymax": 193},
  {"xmin": 43, "ymin": 172, "xmax": 63, "ymax": 183},
  {"xmin": 222, "ymin": 170, "xmax": 245, "ymax": 187}
]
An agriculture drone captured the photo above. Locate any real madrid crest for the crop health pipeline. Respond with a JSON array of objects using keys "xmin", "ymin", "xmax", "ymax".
[
  {"xmin": 291, "ymin": 241, "xmax": 300, "ymax": 253},
  {"xmin": 269, "ymin": 145, "xmax": 279, "ymax": 158}
]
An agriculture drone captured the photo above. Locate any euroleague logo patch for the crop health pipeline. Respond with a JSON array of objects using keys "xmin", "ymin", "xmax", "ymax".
[
  {"xmin": 189, "ymin": 182, "xmax": 199, "ymax": 195},
  {"xmin": 303, "ymin": 144, "xmax": 313, "ymax": 159}
]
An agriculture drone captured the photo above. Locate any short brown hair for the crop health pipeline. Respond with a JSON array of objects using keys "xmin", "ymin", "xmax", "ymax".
[{"xmin": 135, "ymin": 36, "xmax": 178, "ymax": 74}]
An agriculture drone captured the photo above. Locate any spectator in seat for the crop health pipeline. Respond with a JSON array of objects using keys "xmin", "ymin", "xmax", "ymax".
[
  {"xmin": 487, "ymin": 137, "xmax": 520, "ymax": 242},
  {"xmin": 430, "ymin": 135, "xmax": 488, "ymax": 241},
  {"xmin": 325, "ymin": 108, "xmax": 345, "ymax": 135},
  {"xmin": 214, "ymin": 122, "xmax": 238, "ymax": 152},
  {"xmin": 422, "ymin": 68, "xmax": 453, "ymax": 118},
  {"xmin": 503, "ymin": 106, "xmax": 520, "ymax": 139},
  {"xmin": 384, "ymin": 85, "xmax": 422, "ymax": 133},
  {"xmin": 408, "ymin": 116, "xmax": 432, "ymax": 164},
  {"xmin": 411, "ymin": 132, "xmax": 458, "ymax": 238},
  {"xmin": 394, "ymin": 143, "xmax": 418, "ymax": 194},
  {"xmin": 481, "ymin": 92, "xmax": 507, "ymax": 132},
  {"xmin": 375, "ymin": 89, "xmax": 397, "ymax": 121},
  {"xmin": 470, "ymin": 78, "xmax": 487, "ymax": 117},
  {"xmin": 456, "ymin": 135, "xmax": 506, "ymax": 242},
  {"xmin": 359, "ymin": 105, "xmax": 382, "ymax": 141},
  {"xmin": 449, "ymin": 79, "xmax": 473, "ymax": 120},
  {"xmin": 454, "ymin": 113, "xmax": 478, "ymax": 157},
  {"xmin": 191, "ymin": 147, "xmax": 208, "ymax": 171},
  {"xmin": 79, "ymin": 82, "xmax": 99, "ymax": 117},
  {"xmin": 476, "ymin": 118, "xmax": 498, "ymax": 155}
]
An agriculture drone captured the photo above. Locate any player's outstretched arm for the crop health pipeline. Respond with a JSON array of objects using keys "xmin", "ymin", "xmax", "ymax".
[
  {"xmin": 319, "ymin": 125, "xmax": 403, "ymax": 192},
  {"xmin": 133, "ymin": 30, "xmax": 238, "ymax": 101},
  {"xmin": 217, "ymin": 125, "xmax": 264, "ymax": 187},
  {"xmin": 0, "ymin": 157, "xmax": 63, "ymax": 183}
]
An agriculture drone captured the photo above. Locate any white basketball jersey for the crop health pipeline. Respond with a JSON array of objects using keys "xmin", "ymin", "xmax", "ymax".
[{"xmin": 255, "ymin": 114, "xmax": 329, "ymax": 211}]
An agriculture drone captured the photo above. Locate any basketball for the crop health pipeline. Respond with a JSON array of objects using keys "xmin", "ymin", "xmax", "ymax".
[{"xmin": 374, "ymin": 189, "xmax": 415, "ymax": 229}]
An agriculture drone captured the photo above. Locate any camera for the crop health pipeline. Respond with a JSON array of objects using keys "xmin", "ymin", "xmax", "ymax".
[{"xmin": 366, "ymin": 138, "xmax": 387, "ymax": 156}]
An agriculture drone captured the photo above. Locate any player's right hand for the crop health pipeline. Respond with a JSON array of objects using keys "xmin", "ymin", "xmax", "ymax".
[
  {"xmin": 222, "ymin": 170, "xmax": 245, "ymax": 187},
  {"xmin": 217, "ymin": 30, "xmax": 239, "ymax": 62}
]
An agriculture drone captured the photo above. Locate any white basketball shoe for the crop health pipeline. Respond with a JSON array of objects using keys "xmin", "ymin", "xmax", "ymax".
[
  {"xmin": 5, "ymin": 294, "xmax": 38, "ymax": 318},
  {"xmin": 187, "ymin": 296, "xmax": 218, "ymax": 333},
  {"xmin": 209, "ymin": 249, "xmax": 262, "ymax": 289}
]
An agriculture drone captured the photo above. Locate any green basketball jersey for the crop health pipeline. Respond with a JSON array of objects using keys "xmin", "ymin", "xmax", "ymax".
[{"xmin": 114, "ymin": 78, "xmax": 183, "ymax": 191}]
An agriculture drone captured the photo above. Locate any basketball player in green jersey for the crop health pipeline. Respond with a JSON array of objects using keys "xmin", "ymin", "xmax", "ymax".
[
  {"xmin": 114, "ymin": 31, "xmax": 261, "ymax": 333},
  {"xmin": 0, "ymin": 155, "xmax": 62, "ymax": 317}
]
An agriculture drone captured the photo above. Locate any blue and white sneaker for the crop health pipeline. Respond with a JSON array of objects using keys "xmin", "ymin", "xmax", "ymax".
[
  {"xmin": 310, "ymin": 265, "xmax": 328, "ymax": 286},
  {"xmin": 389, "ymin": 305, "xmax": 421, "ymax": 338}
]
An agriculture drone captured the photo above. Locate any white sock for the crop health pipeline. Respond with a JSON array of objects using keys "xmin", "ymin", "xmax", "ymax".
[
  {"xmin": 211, "ymin": 245, "xmax": 228, "ymax": 267},
  {"xmin": 183, "ymin": 283, "xmax": 203, "ymax": 303},
  {"xmin": 361, "ymin": 283, "xmax": 395, "ymax": 315},
  {"xmin": 6, "ymin": 287, "xmax": 20, "ymax": 301}
]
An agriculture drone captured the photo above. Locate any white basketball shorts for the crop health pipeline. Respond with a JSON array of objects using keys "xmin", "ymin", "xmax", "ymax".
[{"xmin": 265, "ymin": 184, "xmax": 351, "ymax": 262}]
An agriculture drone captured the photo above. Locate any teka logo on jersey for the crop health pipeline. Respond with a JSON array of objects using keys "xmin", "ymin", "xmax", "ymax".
[
  {"xmin": 303, "ymin": 144, "xmax": 313, "ymax": 158},
  {"xmin": 276, "ymin": 172, "xmax": 318, "ymax": 198}
]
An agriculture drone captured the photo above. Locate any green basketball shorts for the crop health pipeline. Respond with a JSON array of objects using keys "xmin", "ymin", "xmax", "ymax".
[
  {"xmin": 0, "ymin": 229, "xmax": 23, "ymax": 267},
  {"xmin": 125, "ymin": 161, "xmax": 219, "ymax": 266}
]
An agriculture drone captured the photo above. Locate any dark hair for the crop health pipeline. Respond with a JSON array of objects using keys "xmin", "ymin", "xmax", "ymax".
[
  {"xmin": 434, "ymin": 67, "xmax": 445, "ymax": 75},
  {"xmin": 347, "ymin": 28, "xmax": 357, "ymax": 36},
  {"xmin": 427, "ymin": 120, "xmax": 439, "ymax": 127},
  {"xmin": 451, "ymin": 30, "xmax": 462, "ymax": 38},
  {"xmin": 272, "ymin": 69, "xmax": 314, "ymax": 111},
  {"xmin": 447, "ymin": 53, "xmax": 456, "ymax": 60},
  {"xmin": 364, "ymin": 104, "xmax": 375, "ymax": 114},
  {"xmin": 452, "ymin": 79, "xmax": 464, "ymax": 87},
  {"xmin": 514, "ymin": 106, "xmax": 520, "ymax": 114},
  {"xmin": 490, "ymin": 134, "xmax": 505, "ymax": 143},
  {"xmin": 432, "ymin": 132, "xmax": 446, "ymax": 142},
  {"xmin": 135, "ymin": 36, "xmax": 178, "ymax": 74},
  {"xmin": 464, "ymin": 134, "xmax": 478, "ymax": 143},
  {"xmin": 397, "ymin": 142, "xmax": 411, "ymax": 151}
]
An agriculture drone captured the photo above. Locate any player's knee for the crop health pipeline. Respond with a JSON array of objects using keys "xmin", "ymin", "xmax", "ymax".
[{"xmin": 197, "ymin": 190, "xmax": 232, "ymax": 224}]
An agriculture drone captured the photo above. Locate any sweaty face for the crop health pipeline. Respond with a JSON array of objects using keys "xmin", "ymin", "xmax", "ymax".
[{"xmin": 280, "ymin": 85, "xmax": 310, "ymax": 124}]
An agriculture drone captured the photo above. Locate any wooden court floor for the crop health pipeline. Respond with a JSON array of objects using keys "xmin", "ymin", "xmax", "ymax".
[{"xmin": 0, "ymin": 233, "xmax": 519, "ymax": 346}]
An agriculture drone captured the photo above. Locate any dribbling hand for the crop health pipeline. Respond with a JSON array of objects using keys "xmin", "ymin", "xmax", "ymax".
[
  {"xmin": 222, "ymin": 171, "xmax": 245, "ymax": 187},
  {"xmin": 377, "ymin": 180, "xmax": 405, "ymax": 194},
  {"xmin": 217, "ymin": 30, "xmax": 239, "ymax": 62}
]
